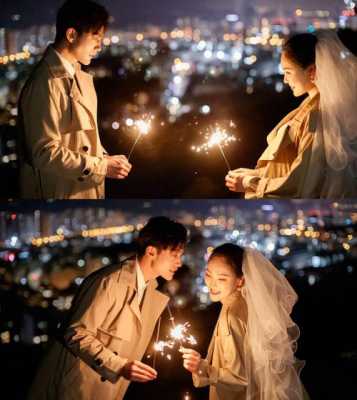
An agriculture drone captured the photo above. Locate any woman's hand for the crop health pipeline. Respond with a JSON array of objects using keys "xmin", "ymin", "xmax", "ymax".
[
  {"xmin": 225, "ymin": 170, "xmax": 245, "ymax": 192},
  {"xmin": 180, "ymin": 347, "xmax": 202, "ymax": 373}
]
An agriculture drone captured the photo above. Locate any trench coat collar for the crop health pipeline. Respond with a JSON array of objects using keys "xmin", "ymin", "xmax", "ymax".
[
  {"xmin": 43, "ymin": 45, "xmax": 97, "ymax": 123},
  {"xmin": 119, "ymin": 258, "xmax": 169, "ymax": 329},
  {"xmin": 43, "ymin": 45, "xmax": 79, "ymax": 79},
  {"xmin": 258, "ymin": 92, "xmax": 320, "ymax": 163}
]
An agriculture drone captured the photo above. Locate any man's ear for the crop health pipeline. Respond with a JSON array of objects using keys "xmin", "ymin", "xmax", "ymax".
[
  {"xmin": 66, "ymin": 27, "xmax": 78, "ymax": 44},
  {"xmin": 145, "ymin": 245, "xmax": 157, "ymax": 258}
]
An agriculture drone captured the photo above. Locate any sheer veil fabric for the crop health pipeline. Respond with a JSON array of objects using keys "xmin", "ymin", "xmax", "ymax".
[
  {"xmin": 315, "ymin": 30, "xmax": 357, "ymax": 173},
  {"xmin": 241, "ymin": 248, "xmax": 305, "ymax": 400}
]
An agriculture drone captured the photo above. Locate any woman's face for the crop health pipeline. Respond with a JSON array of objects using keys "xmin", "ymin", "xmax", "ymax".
[
  {"xmin": 204, "ymin": 256, "xmax": 244, "ymax": 303},
  {"xmin": 281, "ymin": 51, "xmax": 316, "ymax": 97}
]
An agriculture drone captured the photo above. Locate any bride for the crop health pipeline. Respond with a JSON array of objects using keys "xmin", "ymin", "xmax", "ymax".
[
  {"xmin": 180, "ymin": 244, "xmax": 309, "ymax": 400},
  {"xmin": 225, "ymin": 30, "xmax": 357, "ymax": 198}
]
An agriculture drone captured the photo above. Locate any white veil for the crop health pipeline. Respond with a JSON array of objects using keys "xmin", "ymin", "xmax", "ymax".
[
  {"xmin": 315, "ymin": 30, "xmax": 357, "ymax": 171},
  {"xmin": 241, "ymin": 248, "xmax": 305, "ymax": 400}
]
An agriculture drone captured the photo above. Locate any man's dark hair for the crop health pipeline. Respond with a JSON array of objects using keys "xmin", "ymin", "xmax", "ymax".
[
  {"xmin": 136, "ymin": 217, "xmax": 187, "ymax": 258},
  {"xmin": 55, "ymin": 0, "xmax": 109, "ymax": 43}
]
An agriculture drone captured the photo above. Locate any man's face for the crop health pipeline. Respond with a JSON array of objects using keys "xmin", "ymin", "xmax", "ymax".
[
  {"xmin": 70, "ymin": 26, "xmax": 105, "ymax": 65},
  {"xmin": 152, "ymin": 246, "xmax": 185, "ymax": 281}
]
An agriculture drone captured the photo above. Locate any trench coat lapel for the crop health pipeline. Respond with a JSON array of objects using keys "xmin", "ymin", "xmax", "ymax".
[
  {"xmin": 117, "ymin": 260, "xmax": 169, "ymax": 330},
  {"xmin": 141, "ymin": 280, "xmax": 170, "ymax": 332},
  {"xmin": 258, "ymin": 93, "xmax": 319, "ymax": 163},
  {"xmin": 128, "ymin": 287, "xmax": 143, "ymax": 325},
  {"xmin": 72, "ymin": 69, "xmax": 98, "ymax": 124},
  {"xmin": 43, "ymin": 46, "xmax": 97, "ymax": 131},
  {"xmin": 259, "ymin": 124, "xmax": 291, "ymax": 161},
  {"xmin": 117, "ymin": 259, "xmax": 143, "ymax": 327}
]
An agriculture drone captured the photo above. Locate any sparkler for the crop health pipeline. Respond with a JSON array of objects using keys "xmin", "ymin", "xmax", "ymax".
[
  {"xmin": 127, "ymin": 114, "xmax": 154, "ymax": 161},
  {"xmin": 153, "ymin": 304, "xmax": 197, "ymax": 362},
  {"xmin": 191, "ymin": 123, "xmax": 237, "ymax": 171}
]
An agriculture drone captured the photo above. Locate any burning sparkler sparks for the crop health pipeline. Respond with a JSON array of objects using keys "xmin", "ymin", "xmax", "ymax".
[
  {"xmin": 152, "ymin": 305, "xmax": 197, "ymax": 364},
  {"xmin": 127, "ymin": 114, "xmax": 155, "ymax": 161},
  {"xmin": 170, "ymin": 323, "xmax": 197, "ymax": 345},
  {"xmin": 191, "ymin": 123, "xmax": 237, "ymax": 171}
]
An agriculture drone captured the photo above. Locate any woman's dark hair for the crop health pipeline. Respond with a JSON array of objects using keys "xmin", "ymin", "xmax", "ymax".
[
  {"xmin": 283, "ymin": 29, "xmax": 357, "ymax": 69},
  {"xmin": 136, "ymin": 217, "xmax": 187, "ymax": 258},
  {"xmin": 209, "ymin": 243, "xmax": 244, "ymax": 278},
  {"xmin": 283, "ymin": 33, "xmax": 318, "ymax": 69},
  {"xmin": 55, "ymin": 0, "xmax": 109, "ymax": 43}
]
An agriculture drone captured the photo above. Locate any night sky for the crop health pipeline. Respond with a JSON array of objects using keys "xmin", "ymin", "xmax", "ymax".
[{"xmin": 0, "ymin": 0, "xmax": 345, "ymax": 28}]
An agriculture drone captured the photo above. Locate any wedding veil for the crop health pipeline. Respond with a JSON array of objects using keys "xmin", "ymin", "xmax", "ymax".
[
  {"xmin": 315, "ymin": 30, "xmax": 357, "ymax": 171},
  {"xmin": 241, "ymin": 248, "xmax": 305, "ymax": 400}
]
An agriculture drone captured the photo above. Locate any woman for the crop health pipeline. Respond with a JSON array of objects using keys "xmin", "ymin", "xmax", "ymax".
[
  {"xmin": 225, "ymin": 30, "xmax": 357, "ymax": 198},
  {"xmin": 181, "ymin": 244, "xmax": 309, "ymax": 400}
]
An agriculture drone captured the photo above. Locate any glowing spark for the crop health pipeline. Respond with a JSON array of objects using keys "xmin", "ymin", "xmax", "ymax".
[
  {"xmin": 153, "ymin": 321, "xmax": 197, "ymax": 361},
  {"xmin": 135, "ymin": 119, "xmax": 152, "ymax": 135},
  {"xmin": 127, "ymin": 114, "xmax": 154, "ymax": 161},
  {"xmin": 192, "ymin": 124, "xmax": 237, "ymax": 170},
  {"xmin": 170, "ymin": 323, "xmax": 197, "ymax": 345}
]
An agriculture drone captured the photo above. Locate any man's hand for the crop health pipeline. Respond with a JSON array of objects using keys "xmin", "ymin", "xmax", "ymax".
[
  {"xmin": 180, "ymin": 347, "xmax": 202, "ymax": 374},
  {"xmin": 225, "ymin": 170, "xmax": 245, "ymax": 192},
  {"xmin": 122, "ymin": 360, "xmax": 157, "ymax": 382},
  {"xmin": 105, "ymin": 155, "xmax": 132, "ymax": 180}
]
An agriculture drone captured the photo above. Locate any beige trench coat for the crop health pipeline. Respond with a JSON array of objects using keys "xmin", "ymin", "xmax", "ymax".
[
  {"xmin": 28, "ymin": 258, "xmax": 169, "ymax": 400},
  {"xmin": 18, "ymin": 45, "xmax": 108, "ymax": 199},
  {"xmin": 192, "ymin": 292, "xmax": 248, "ymax": 400},
  {"xmin": 244, "ymin": 90, "xmax": 357, "ymax": 199}
]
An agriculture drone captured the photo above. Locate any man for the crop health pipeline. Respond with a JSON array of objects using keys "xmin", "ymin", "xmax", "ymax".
[
  {"xmin": 18, "ymin": 0, "xmax": 132, "ymax": 199},
  {"xmin": 28, "ymin": 216, "xmax": 187, "ymax": 399}
]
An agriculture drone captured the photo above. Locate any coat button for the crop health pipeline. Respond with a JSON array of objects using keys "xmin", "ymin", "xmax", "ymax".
[
  {"xmin": 83, "ymin": 169, "xmax": 90, "ymax": 175},
  {"xmin": 101, "ymin": 377, "xmax": 107, "ymax": 382},
  {"xmin": 95, "ymin": 358, "xmax": 103, "ymax": 366},
  {"xmin": 82, "ymin": 146, "xmax": 89, "ymax": 152},
  {"xmin": 78, "ymin": 177, "xmax": 84, "ymax": 182}
]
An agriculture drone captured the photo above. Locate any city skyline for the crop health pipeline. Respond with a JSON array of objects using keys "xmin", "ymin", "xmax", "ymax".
[{"xmin": 0, "ymin": 0, "xmax": 347, "ymax": 28}]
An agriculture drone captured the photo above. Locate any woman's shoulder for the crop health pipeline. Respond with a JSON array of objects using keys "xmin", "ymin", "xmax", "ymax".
[{"xmin": 227, "ymin": 294, "xmax": 248, "ymax": 333}]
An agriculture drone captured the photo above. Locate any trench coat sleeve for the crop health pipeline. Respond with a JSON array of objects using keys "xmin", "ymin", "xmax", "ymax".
[
  {"xmin": 21, "ymin": 76, "xmax": 107, "ymax": 184},
  {"xmin": 62, "ymin": 276, "xmax": 128, "ymax": 383},
  {"xmin": 250, "ymin": 119, "xmax": 314, "ymax": 198},
  {"xmin": 192, "ymin": 315, "xmax": 248, "ymax": 390}
]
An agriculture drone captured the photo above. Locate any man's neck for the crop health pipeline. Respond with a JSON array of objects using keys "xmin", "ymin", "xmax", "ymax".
[
  {"xmin": 53, "ymin": 43, "xmax": 77, "ymax": 65},
  {"xmin": 138, "ymin": 256, "xmax": 156, "ymax": 282}
]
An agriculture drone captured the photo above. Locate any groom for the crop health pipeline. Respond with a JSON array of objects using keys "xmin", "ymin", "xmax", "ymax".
[
  {"xmin": 18, "ymin": 0, "xmax": 132, "ymax": 199},
  {"xmin": 28, "ymin": 216, "xmax": 187, "ymax": 399}
]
